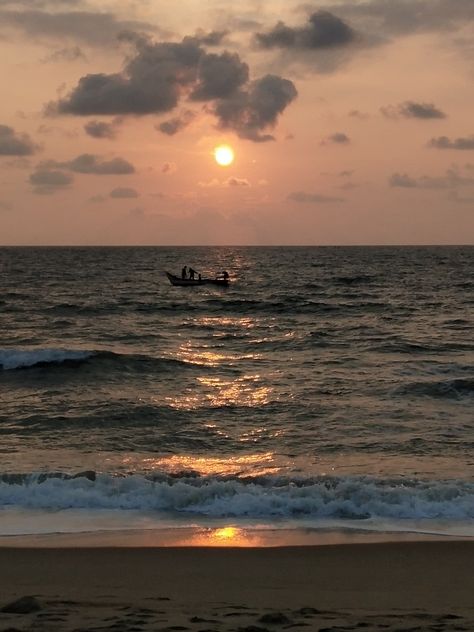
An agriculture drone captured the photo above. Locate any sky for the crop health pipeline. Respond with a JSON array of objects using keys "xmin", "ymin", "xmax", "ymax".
[{"xmin": 0, "ymin": 0, "xmax": 473, "ymax": 245}]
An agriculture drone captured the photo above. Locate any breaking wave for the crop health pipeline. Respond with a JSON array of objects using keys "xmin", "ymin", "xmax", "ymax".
[{"xmin": 1, "ymin": 472, "xmax": 473, "ymax": 520}]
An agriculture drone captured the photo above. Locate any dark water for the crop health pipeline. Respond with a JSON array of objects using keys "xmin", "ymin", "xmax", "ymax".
[{"xmin": 0, "ymin": 246, "xmax": 473, "ymax": 533}]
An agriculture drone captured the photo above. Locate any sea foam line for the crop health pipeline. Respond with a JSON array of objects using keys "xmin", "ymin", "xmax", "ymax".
[{"xmin": 0, "ymin": 473, "xmax": 473, "ymax": 520}]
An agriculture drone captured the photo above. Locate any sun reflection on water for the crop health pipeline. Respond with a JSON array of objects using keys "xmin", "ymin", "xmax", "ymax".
[
  {"xmin": 176, "ymin": 341, "xmax": 260, "ymax": 367},
  {"xmin": 165, "ymin": 374, "xmax": 272, "ymax": 410},
  {"xmin": 145, "ymin": 452, "xmax": 278, "ymax": 477}
]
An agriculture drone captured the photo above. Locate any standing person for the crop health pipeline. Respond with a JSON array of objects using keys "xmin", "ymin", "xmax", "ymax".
[
  {"xmin": 222, "ymin": 270, "xmax": 229, "ymax": 280},
  {"xmin": 181, "ymin": 266, "xmax": 187, "ymax": 279},
  {"xmin": 188, "ymin": 267, "xmax": 196, "ymax": 280}
]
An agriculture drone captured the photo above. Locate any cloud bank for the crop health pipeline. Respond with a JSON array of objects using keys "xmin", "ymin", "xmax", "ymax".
[
  {"xmin": 429, "ymin": 135, "xmax": 474, "ymax": 150},
  {"xmin": 48, "ymin": 35, "xmax": 297, "ymax": 142}
]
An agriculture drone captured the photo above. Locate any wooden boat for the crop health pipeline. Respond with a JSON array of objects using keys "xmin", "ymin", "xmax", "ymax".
[{"xmin": 165, "ymin": 271, "xmax": 230, "ymax": 287}]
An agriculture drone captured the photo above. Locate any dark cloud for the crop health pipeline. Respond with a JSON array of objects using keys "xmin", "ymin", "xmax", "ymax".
[
  {"xmin": 0, "ymin": 124, "xmax": 40, "ymax": 155},
  {"xmin": 322, "ymin": 132, "xmax": 351, "ymax": 145},
  {"xmin": 256, "ymin": 10, "xmax": 356, "ymax": 50},
  {"xmin": 0, "ymin": 9, "xmax": 157, "ymax": 47},
  {"xmin": 214, "ymin": 74, "xmax": 297, "ymax": 142},
  {"xmin": 84, "ymin": 118, "xmax": 122, "ymax": 139},
  {"xmin": 288, "ymin": 191, "xmax": 344, "ymax": 203},
  {"xmin": 381, "ymin": 101, "xmax": 446, "ymax": 119},
  {"xmin": 429, "ymin": 135, "xmax": 474, "ymax": 150},
  {"xmin": 110, "ymin": 187, "xmax": 138, "ymax": 198},
  {"xmin": 50, "ymin": 38, "xmax": 203, "ymax": 116},
  {"xmin": 42, "ymin": 153, "xmax": 135, "ymax": 174},
  {"xmin": 310, "ymin": 0, "xmax": 474, "ymax": 36},
  {"xmin": 190, "ymin": 51, "xmax": 248, "ymax": 100},
  {"xmin": 49, "ymin": 36, "xmax": 297, "ymax": 142},
  {"xmin": 193, "ymin": 29, "xmax": 228, "ymax": 46},
  {"xmin": 41, "ymin": 45, "xmax": 86, "ymax": 63},
  {"xmin": 389, "ymin": 167, "xmax": 474, "ymax": 188},
  {"xmin": 157, "ymin": 110, "xmax": 195, "ymax": 136},
  {"xmin": 29, "ymin": 168, "xmax": 73, "ymax": 194}
]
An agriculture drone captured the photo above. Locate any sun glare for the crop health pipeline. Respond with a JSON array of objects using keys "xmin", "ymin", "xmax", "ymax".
[{"xmin": 214, "ymin": 144, "xmax": 234, "ymax": 166}]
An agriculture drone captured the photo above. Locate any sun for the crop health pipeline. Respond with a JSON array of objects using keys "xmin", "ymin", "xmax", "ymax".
[{"xmin": 214, "ymin": 144, "xmax": 234, "ymax": 166}]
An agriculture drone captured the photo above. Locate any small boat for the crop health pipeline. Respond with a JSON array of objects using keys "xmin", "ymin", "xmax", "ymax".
[{"xmin": 165, "ymin": 272, "xmax": 230, "ymax": 287}]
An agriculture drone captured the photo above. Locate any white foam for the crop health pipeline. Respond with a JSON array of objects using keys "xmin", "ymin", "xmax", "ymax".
[{"xmin": 1, "ymin": 473, "xmax": 473, "ymax": 521}]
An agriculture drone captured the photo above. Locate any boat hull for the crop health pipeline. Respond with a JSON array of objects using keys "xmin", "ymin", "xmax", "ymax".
[{"xmin": 165, "ymin": 272, "xmax": 229, "ymax": 287}]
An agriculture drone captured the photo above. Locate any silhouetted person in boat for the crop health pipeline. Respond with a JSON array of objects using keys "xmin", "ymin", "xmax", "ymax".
[
  {"xmin": 181, "ymin": 266, "xmax": 187, "ymax": 279},
  {"xmin": 198, "ymin": 273, "xmax": 202, "ymax": 282},
  {"xmin": 222, "ymin": 270, "xmax": 229, "ymax": 281},
  {"xmin": 188, "ymin": 267, "xmax": 197, "ymax": 280}
]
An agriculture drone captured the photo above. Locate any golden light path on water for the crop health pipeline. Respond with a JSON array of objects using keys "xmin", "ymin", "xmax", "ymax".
[
  {"xmin": 144, "ymin": 452, "xmax": 279, "ymax": 477},
  {"xmin": 165, "ymin": 375, "xmax": 272, "ymax": 411}
]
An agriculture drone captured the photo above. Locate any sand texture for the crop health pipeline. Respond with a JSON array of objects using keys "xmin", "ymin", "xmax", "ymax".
[{"xmin": 1, "ymin": 541, "xmax": 473, "ymax": 632}]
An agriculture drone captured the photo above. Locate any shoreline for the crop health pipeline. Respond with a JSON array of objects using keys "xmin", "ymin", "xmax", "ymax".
[{"xmin": 1, "ymin": 526, "xmax": 473, "ymax": 548}]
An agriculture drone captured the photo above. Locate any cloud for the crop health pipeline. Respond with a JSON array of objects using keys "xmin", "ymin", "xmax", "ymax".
[
  {"xmin": 162, "ymin": 162, "xmax": 177, "ymax": 174},
  {"xmin": 348, "ymin": 109, "xmax": 369, "ymax": 119},
  {"xmin": 225, "ymin": 177, "xmax": 250, "ymax": 187},
  {"xmin": 389, "ymin": 167, "xmax": 474, "ymax": 189},
  {"xmin": 429, "ymin": 135, "xmax": 474, "ymax": 150},
  {"xmin": 389, "ymin": 173, "xmax": 418, "ymax": 188},
  {"xmin": 88, "ymin": 193, "xmax": 106, "ymax": 203},
  {"xmin": 288, "ymin": 191, "xmax": 344, "ymax": 203},
  {"xmin": 193, "ymin": 29, "xmax": 228, "ymax": 46},
  {"xmin": 190, "ymin": 51, "xmax": 249, "ymax": 101},
  {"xmin": 311, "ymin": 0, "xmax": 474, "ymax": 37},
  {"xmin": 213, "ymin": 74, "xmax": 297, "ymax": 142},
  {"xmin": 198, "ymin": 178, "xmax": 220, "ymax": 188},
  {"xmin": 110, "ymin": 187, "xmax": 138, "ymax": 198},
  {"xmin": 381, "ymin": 101, "xmax": 446, "ymax": 119},
  {"xmin": 41, "ymin": 45, "xmax": 86, "ymax": 63},
  {"xmin": 48, "ymin": 35, "xmax": 297, "ymax": 142},
  {"xmin": 0, "ymin": 124, "xmax": 40, "ymax": 155},
  {"xmin": 42, "ymin": 153, "xmax": 135, "ymax": 174},
  {"xmin": 29, "ymin": 168, "xmax": 73, "ymax": 194},
  {"xmin": 322, "ymin": 132, "xmax": 351, "ymax": 145},
  {"xmin": 0, "ymin": 9, "xmax": 158, "ymax": 47},
  {"xmin": 157, "ymin": 110, "xmax": 195, "ymax": 136},
  {"xmin": 84, "ymin": 118, "xmax": 122, "ymax": 139},
  {"xmin": 255, "ymin": 10, "xmax": 356, "ymax": 50}
]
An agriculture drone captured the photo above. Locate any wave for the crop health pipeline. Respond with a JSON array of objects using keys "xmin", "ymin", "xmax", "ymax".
[
  {"xmin": 395, "ymin": 378, "xmax": 474, "ymax": 399},
  {"xmin": 0, "ymin": 348, "xmax": 93, "ymax": 370},
  {"xmin": 1, "ymin": 472, "xmax": 473, "ymax": 520},
  {"xmin": 0, "ymin": 348, "xmax": 214, "ymax": 372}
]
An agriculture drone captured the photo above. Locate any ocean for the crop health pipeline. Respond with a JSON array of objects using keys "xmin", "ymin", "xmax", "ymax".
[{"xmin": 1, "ymin": 246, "xmax": 473, "ymax": 543}]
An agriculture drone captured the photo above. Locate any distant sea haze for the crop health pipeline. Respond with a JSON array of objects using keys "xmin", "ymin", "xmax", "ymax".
[{"xmin": 1, "ymin": 246, "xmax": 473, "ymax": 537}]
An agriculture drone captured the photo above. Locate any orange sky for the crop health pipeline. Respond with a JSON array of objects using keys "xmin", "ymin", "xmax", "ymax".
[{"xmin": 1, "ymin": 0, "xmax": 473, "ymax": 245}]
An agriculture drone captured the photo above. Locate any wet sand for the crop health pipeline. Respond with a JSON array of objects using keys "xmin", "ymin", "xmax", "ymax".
[{"xmin": 1, "ymin": 541, "xmax": 473, "ymax": 632}]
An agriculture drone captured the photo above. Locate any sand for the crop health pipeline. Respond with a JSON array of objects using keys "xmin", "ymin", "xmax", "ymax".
[{"xmin": 1, "ymin": 541, "xmax": 473, "ymax": 632}]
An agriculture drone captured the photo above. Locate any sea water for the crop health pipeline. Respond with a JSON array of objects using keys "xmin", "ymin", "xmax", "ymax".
[{"xmin": 0, "ymin": 246, "xmax": 473, "ymax": 543}]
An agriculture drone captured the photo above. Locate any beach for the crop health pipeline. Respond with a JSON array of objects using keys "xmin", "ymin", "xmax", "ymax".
[{"xmin": 1, "ymin": 540, "xmax": 473, "ymax": 631}]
